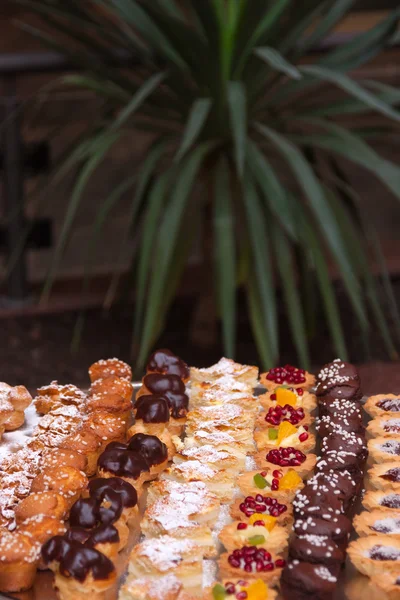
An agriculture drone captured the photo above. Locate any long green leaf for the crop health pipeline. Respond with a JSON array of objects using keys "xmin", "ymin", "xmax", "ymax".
[
  {"xmin": 300, "ymin": 0, "xmax": 356, "ymax": 52},
  {"xmin": 320, "ymin": 9, "xmax": 400, "ymax": 70},
  {"xmin": 110, "ymin": 72, "xmax": 167, "ymax": 131},
  {"xmin": 110, "ymin": 0, "xmax": 188, "ymax": 71},
  {"xmin": 42, "ymin": 132, "xmax": 120, "ymax": 301},
  {"xmin": 105, "ymin": 139, "xmax": 167, "ymax": 309},
  {"xmin": 271, "ymin": 224, "xmax": 310, "ymax": 368},
  {"xmin": 137, "ymin": 143, "xmax": 216, "ymax": 368},
  {"xmin": 300, "ymin": 65, "xmax": 400, "ymax": 123},
  {"xmin": 242, "ymin": 174, "xmax": 279, "ymax": 362},
  {"xmin": 228, "ymin": 82, "xmax": 246, "ymax": 178},
  {"xmin": 254, "ymin": 47, "xmax": 302, "ymax": 80},
  {"xmin": 255, "ymin": 122, "xmax": 368, "ymax": 330},
  {"xmin": 289, "ymin": 192, "xmax": 348, "ymax": 359},
  {"xmin": 323, "ymin": 184, "xmax": 397, "ymax": 358},
  {"xmin": 175, "ymin": 98, "xmax": 212, "ymax": 162},
  {"xmin": 292, "ymin": 118, "xmax": 400, "ymax": 202},
  {"xmin": 134, "ymin": 170, "xmax": 173, "ymax": 340},
  {"xmin": 247, "ymin": 282, "xmax": 274, "ymax": 369},
  {"xmin": 234, "ymin": 0, "xmax": 290, "ymax": 75},
  {"xmin": 213, "ymin": 157, "xmax": 236, "ymax": 357},
  {"xmin": 246, "ymin": 141, "xmax": 298, "ymax": 241}
]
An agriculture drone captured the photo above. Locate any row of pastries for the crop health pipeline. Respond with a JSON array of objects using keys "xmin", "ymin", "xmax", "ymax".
[{"xmin": 348, "ymin": 391, "xmax": 400, "ymax": 596}]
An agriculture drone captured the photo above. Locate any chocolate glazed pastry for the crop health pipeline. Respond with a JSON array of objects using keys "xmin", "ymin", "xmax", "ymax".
[
  {"xmin": 142, "ymin": 373, "xmax": 185, "ymax": 395},
  {"xmin": 65, "ymin": 525, "xmax": 120, "ymax": 549},
  {"xmin": 316, "ymin": 411, "xmax": 365, "ymax": 437},
  {"xmin": 316, "ymin": 359, "xmax": 361, "ymax": 401},
  {"xmin": 69, "ymin": 496, "xmax": 122, "ymax": 528},
  {"xmin": 321, "ymin": 431, "xmax": 368, "ymax": 463},
  {"xmin": 134, "ymin": 396, "xmax": 170, "ymax": 423},
  {"xmin": 88, "ymin": 477, "xmax": 138, "ymax": 510},
  {"xmin": 146, "ymin": 349, "xmax": 189, "ymax": 380},
  {"xmin": 97, "ymin": 442, "xmax": 150, "ymax": 486},
  {"xmin": 281, "ymin": 561, "xmax": 340, "ymax": 600},
  {"xmin": 42, "ymin": 536, "xmax": 115, "ymax": 582},
  {"xmin": 127, "ymin": 433, "xmax": 168, "ymax": 467},
  {"xmin": 289, "ymin": 535, "xmax": 345, "ymax": 566},
  {"xmin": 294, "ymin": 515, "xmax": 352, "ymax": 552}
]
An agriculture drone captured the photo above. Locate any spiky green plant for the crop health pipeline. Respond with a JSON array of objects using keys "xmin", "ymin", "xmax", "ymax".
[{"xmin": 16, "ymin": 0, "xmax": 400, "ymax": 369}]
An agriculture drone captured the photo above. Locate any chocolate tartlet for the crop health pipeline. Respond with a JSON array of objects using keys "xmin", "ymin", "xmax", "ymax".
[
  {"xmin": 289, "ymin": 534, "xmax": 345, "ymax": 566},
  {"xmin": 293, "ymin": 514, "xmax": 352, "ymax": 550},
  {"xmin": 281, "ymin": 560, "xmax": 340, "ymax": 600},
  {"xmin": 293, "ymin": 485, "xmax": 344, "ymax": 520},
  {"xmin": 316, "ymin": 360, "xmax": 361, "ymax": 401},
  {"xmin": 320, "ymin": 431, "xmax": 368, "ymax": 463}
]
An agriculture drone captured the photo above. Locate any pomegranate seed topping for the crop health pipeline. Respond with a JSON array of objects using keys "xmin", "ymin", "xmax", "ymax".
[
  {"xmin": 267, "ymin": 365, "xmax": 306, "ymax": 384},
  {"xmin": 253, "ymin": 520, "xmax": 265, "ymax": 526},
  {"xmin": 228, "ymin": 556, "xmax": 240, "ymax": 567},
  {"xmin": 303, "ymin": 425, "xmax": 309, "ymax": 431},
  {"xmin": 266, "ymin": 447, "xmax": 306, "ymax": 466},
  {"xmin": 275, "ymin": 558, "xmax": 286, "ymax": 568},
  {"xmin": 260, "ymin": 471, "xmax": 267, "ymax": 477},
  {"xmin": 237, "ymin": 522, "xmax": 248, "ymax": 530},
  {"xmin": 264, "ymin": 551, "xmax": 272, "ymax": 561},
  {"xmin": 271, "ymin": 479, "xmax": 279, "ymax": 491},
  {"xmin": 299, "ymin": 432, "xmax": 309, "ymax": 442},
  {"xmin": 239, "ymin": 503, "xmax": 246, "ymax": 512},
  {"xmin": 244, "ymin": 565, "xmax": 253, "ymax": 573},
  {"xmin": 238, "ymin": 581, "xmax": 248, "ymax": 587},
  {"xmin": 273, "ymin": 469, "xmax": 283, "ymax": 478},
  {"xmin": 255, "ymin": 503, "xmax": 266, "ymax": 512},
  {"xmin": 255, "ymin": 494, "xmax": 263, "ymax": 502},
  {"xmin": 236, "ymin": 593, "xmax": 248, "ymax": 600},
  {"xmin": 225, "ymin": 584, "xmax": 235, "ymax": 594},
  {"xmin": 233, "ymin": 550, "xmax": 242, "ymax": 558},
  {"xmin": 270, "ymin": 393, "xmax": 277, "ymax": 400},
  {"xmin": 263, "ymin": 563, "xmax": 274, "ymax": 571}
]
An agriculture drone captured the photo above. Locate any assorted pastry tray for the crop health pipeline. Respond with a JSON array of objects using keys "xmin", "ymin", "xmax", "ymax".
[{"xmin": 0, "ymin": 352, "xmax": 398, "ymax": 600}]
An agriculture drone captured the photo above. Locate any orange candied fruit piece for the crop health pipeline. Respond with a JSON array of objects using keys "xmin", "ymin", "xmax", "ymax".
[
  {"xmin": 249, "ymin": 513, "xmax": 276, "ymax": 531},
  {"xmin": 245, "ymin": 579, "xmax": 269, "ymax": 600},
  {"xmin": 277, "ymin": 421, "xmax": 298, "ymax": 444},
  {"xmin": 276, "ymin": 387, "xmax": 297, "ymax": 407},
  {"xmin": 279, "ymin": 469, "xmax": 303, "ymax": 490}
]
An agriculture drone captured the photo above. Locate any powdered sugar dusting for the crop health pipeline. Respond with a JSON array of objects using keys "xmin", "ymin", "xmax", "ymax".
[{"xmin": 136, "ymin": 536, "xmax": 200, "ymax": 570}]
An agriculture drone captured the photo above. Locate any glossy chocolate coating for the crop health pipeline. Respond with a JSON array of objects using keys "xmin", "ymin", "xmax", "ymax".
[
  {"xmin": 146, "ymin": 349, "xmax": 189, "ymax": 380},
  {"xmin": 42, "ymin": 536, "xmax": 115, "ymax": 582},
  {"xmin": 293, "ymin": 515, "xmax": 352, "ymax": 545},
  {"xmin": 66, "ymin": 525, "xmax": 119, "ymax": 547},
  {"xmin": 317, "ymin": 361, "xmax": 359, "ymax": 383},
  {"xmin": 321, "ymin": 431, "xmax": 368, "ymax": 462},
  {"xmin": 316, "ymin": 379, "xmax": 362, "ymax": 400},
  {"xmin": 135, "ymin": 395, "xmax": 170, "ymax": 423},
  {"xmin": 293, "ymin": 485, "xmax": 344, "ymax": 519},
  {"xmin": 69, "ymin": 496, "xmax": 122, "ymax": 528},
  {"xmin": 289, "ymin": 535, "xmax": 345, "ymax": 565},
  {"xmin": 98, "ymin": 445, "xmax": 150, "ymax": 479},
  {"xmin": 143, "ymin": 373, "xmax": 185, "ymax": 395},
  {"xmin": 306, "ymin": 471, "xmax": 360, "ymax": 513},
  {"xmin": 316, "ymin": 452, "xmax": 363, "ymax": 477},
  {"xmin": 316, "ymin": 412, "xmax": 364, "ymax": 437},
  {"xmin": 318, "ymin": 397, "xmax": 363, "ymax": 420},
  {"xmin": 88, "ymin": 477, "xmax": 138, "ymax": 508},
  {"xmin": 282, "ymin": 561, "xmax": 339, "ymax": 595},
  {"xmin": 127, "ymin": 433, "xmax": 168, "ymax": 467},
  {"xmin": 163, "ymin": 389, "xmax": 189, "ymax": 419}
]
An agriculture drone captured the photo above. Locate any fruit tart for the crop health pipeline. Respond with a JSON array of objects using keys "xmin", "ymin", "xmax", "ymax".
[
  {"xmin": 219, "ymin": 546, "xmax": 285, "ymax": 585},
  {"xmin": 219, "ymin": 516, "xmax": 288, "ymax": 554},
  {"xmin": 368, "ymin": 462, "xmax": 400, "ymax": 491},
  {"xmin": 364, "ymin": 394, "xmax": 400, "ymax": 419},
  {"xmin": 259, "ymin": 386, "xmax": 316, "ymax": 412},
  {"xmin": 348, "ymin": 535, "xmax": 400, "ymax": 577},
  {"xmin": 254, "ymin": 446, "xmax": 317, "ymax": 477},
  {"xmin": 254, "ymin": 421, "xmax": 315, "ymax": 453},
  {"xmin": 260, "ymin": 365, "xmax": 315, "ymax": 391},
  {"xmin": 237, "ymin": 469, "xmax": 304, "ymax": 502},
  {"xmin": 354, "ymin": 510, "xmax": 400, "ymax": 538},
  {"xmin": 230, "ymin": 495, "xmax": 293, "ymax": 528}
]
